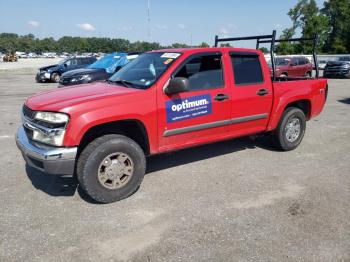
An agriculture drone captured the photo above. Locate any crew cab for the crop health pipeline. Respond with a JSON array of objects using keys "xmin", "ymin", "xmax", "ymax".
[
  {"xmin": 36, "ymin": 56, "xmax": 97, "ymax": 83},
  {"xmin": 16, "ymin": 34, "xmax": 328, "ymax": 203}
]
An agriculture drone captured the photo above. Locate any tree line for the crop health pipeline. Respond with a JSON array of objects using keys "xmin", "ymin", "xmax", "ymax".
[{"xmin": 0, "ymin": 33, "xmax": 210, "ymax": 54}]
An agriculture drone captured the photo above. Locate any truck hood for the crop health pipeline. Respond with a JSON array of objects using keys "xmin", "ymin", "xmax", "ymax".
[
  {"xmin": 26, "ymin": 82, "xmax": 141, "ymax": 111},
  {"xmin": 61, "ymin": 68, "xmax": 106, "ymax": 77}
]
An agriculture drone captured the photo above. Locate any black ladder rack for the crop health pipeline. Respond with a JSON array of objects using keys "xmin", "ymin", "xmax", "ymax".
[{"xmin": 214, "ymin": 30, "xmax": 319, "ymax": 80}]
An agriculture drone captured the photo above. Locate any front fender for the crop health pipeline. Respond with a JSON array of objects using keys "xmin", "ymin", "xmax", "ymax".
[{"xmin": 62, "ymin": 89, "xmax": 158, "ymax": 153}]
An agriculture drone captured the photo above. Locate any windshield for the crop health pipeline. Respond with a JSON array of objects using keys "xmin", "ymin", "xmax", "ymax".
[
  {"xmin": 109, "ymin": 52, "xmax": 181, "ymax": 89},
  {"xmin": 58, "ymin": 58, "xmax": 69, "ymax": 65},
  {"xmin": 89, "ymin": 53, "xmax": 127, "ymax": 73}
]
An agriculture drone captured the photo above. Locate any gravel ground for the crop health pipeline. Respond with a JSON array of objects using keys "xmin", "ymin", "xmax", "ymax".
[{"xmin": 0, "ymin": 68, "xmax": 349, "ymax": 262}]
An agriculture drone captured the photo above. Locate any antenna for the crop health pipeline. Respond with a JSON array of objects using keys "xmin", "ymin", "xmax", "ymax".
[{"xmin": 147, "ymin": 0, "xmax": 151, "ymax": 38}]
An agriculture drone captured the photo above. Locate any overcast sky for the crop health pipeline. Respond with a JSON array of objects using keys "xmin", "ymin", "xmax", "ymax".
[{"xmin": 0, "ymin": 0, "xmax": 325, "ymax": 47}]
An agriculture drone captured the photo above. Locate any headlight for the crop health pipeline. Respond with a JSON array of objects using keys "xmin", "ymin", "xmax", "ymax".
[
  {"xmin": 32, "ymin": 130, "xmax": 66, "ymax": 146},
  {"xmin": 70, "ymin": 74, "xmax": 91, "ymax": 83},
  {"xmin": 343, "ymin": 64, "xmax": 350, "ymax": 69},
  {"xmin": 30, "ymin": 111, "xmax": 69, "ymax": 146},
  {"xmin": 35, "ymin": 111, "xmax": 69, "ymax": 124}
]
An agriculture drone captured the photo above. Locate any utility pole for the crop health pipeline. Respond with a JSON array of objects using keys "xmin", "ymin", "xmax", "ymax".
[{"xmin": 147, "ymin": 0, "xmax": 151, "ymax": 39}]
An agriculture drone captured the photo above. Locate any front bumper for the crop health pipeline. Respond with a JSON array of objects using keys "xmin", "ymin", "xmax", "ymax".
[
  {"xmin": 35, "ymin": 71, "xmax": 51, "ymax": 82},
  {"xmin": 16, "ymin": 127, "xmax": 77, "ymax": 175},
  {"xmin": 324, "ymin": 68, "xmax": 350, "ymax": 77}
]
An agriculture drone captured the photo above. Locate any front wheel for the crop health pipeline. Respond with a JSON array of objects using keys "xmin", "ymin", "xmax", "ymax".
[
  {"xmin": 77, "ymin": 134, "xmax": 146, "ymax": 203},
  {"xmin": 273, "ymin": 107, "xmax": 306, "ymax": 151},
  {"xmin": 51, "ymin": 72, "xmax": 60, "ymax": 83}
]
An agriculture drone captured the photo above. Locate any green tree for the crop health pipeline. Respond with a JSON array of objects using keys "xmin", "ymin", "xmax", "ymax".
[
  {"xmin": 322, "ymin": 0, "xmax": 350, "ymax": 53},
  {"xmin": 198, "ymin": 42, "xmax": 210, "ymax": 48},
  {"xmin": 277, "ymin": 0, "xmax": 329, "ymax": 54},
  {"xmin": 258, "ymin": 47, "xmax": 269, "ymax": 54}
]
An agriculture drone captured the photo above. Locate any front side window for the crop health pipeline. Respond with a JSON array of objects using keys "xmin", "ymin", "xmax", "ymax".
[
  {"xmin": 109, "ymin": 52, "xmax": 181, "ymax": 89},
  {"xmin": 231, "ymin": 54, "xmax": 263, "ymax": 85},
  {"xmin": 173, "ymin": 54, "xmax": 223, "ymax": 91},
  {"xmin": 291, "ymin": 58, "xmax": 298, "ymax": 66},
  {"xmin": 68, "ymin": 59, "xmax": 78, "ymax": 66}
]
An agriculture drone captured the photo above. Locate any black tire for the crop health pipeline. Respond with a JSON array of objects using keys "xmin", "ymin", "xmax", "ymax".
[
  {"xmin": 280, "ymin": 73, "xmax": 288, "ymax": 78},
  {"xmin": 77, "ymin": 134, "xmax": 146, "ymax": 203},
  {"xmin": 273, "ymin": 107, "xmax": 306, "ymax": 151},
  {"xmin": 51, "ymin": 72, "xmax": 60, "ymax": 83}
]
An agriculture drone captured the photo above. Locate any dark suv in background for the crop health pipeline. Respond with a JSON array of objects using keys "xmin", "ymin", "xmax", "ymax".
[
  {"xmin": 36, "ymin": 56, "xmax": 97, "ymax": 83},
  {"xmin": 324, "ymin": 56, "xmax": 350, "ymax": 78}
]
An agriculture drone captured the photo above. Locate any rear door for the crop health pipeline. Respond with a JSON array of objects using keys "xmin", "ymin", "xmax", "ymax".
[
  {"xmin": 227, "ymin": 51, "xmax": 273, "ymax": 135},
  {"xmin": 157, "ymin": 52, "xmax": 231, "ymax": 151}
]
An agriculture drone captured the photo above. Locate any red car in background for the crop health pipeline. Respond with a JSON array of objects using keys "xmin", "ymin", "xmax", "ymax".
[{"xmin": 270, "ymin": 56, "xmax": 313, "ymax": 78}]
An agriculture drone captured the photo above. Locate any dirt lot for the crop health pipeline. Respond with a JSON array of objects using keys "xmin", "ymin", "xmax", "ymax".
[
  {"xmin": 0, "ymin": 68, "xmax": 349, "ymax": 262},
  {"xmin": 0, "ymin": 58, "xmax": 61, "ymax": 71}
]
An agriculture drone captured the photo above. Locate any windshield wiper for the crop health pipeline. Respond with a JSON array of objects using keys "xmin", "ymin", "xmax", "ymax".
[{"xmin": 107, "ymin": 79, "xmax": 136, "ymax": 88}]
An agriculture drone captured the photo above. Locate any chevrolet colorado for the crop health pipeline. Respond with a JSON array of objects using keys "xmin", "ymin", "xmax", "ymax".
[{"xmin": 16, "ymin": 32, "xmax": 328, "ymax": 203}]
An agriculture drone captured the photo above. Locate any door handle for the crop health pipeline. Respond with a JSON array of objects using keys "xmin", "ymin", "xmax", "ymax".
[
  {"xmin": 256, "ymin": 89, "xmax": 269, "ymax": 96},
  {"xmin": 214, "ymin": 93, "xmax": 229, "ymax": 101}
]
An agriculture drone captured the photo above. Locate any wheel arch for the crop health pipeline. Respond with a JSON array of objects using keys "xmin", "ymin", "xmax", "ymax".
[
  {"xmin": 77, "ymin": 119, "xmax": 150, "ymax": 157},
  {"xmin": 284, "ymin": 99, "xmax": 311, "ymax": 120},
  {"xmin": 268, "ymin": 98, "xmax": 312, "ymax": 131}
]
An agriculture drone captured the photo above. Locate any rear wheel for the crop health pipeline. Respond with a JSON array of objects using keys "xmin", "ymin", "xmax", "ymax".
[
  {"xmin": 280, "ymin": 73, "xmax": 288, "ymax": 78},
  {"xmin": 273, "ymin": 107, "xmax": 306, "ymax": 151},
  {"xmin": 51, "ymin": 72, "xmax": 60, "ymax": 83},
  {"xmin": 77, "ymin": 134, "xmax": 146, "ymax": 203}
]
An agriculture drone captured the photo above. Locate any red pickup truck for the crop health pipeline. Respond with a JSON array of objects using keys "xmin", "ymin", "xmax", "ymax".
[{"xmin": 16, "ymin": 40, "xmax": 328, "ymax": 203}]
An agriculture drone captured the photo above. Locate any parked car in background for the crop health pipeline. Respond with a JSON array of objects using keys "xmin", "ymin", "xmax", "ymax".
[
  {"xmin": 270, "ymin": 56, "xmax": 313, "ymax": 78},
  {"xmin": 15, "ymin": 51, "xmax": 28, "ymax": 58},
  {"xmin": 324, "ymin": 56, "xmax": 350, "ymax": 78},
  {"xmin": 36, "ymin": 56, "xmax": 97, "ymax": 83},
  {"xmin": 59, "ymin": 52, "xmax": 139, "ymax": 87},
  {"xmin": 318, "ymin": 59, "xmax": 328, "ymax": 70}
]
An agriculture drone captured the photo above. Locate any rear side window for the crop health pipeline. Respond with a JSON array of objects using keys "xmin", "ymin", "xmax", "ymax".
[
  {"xmin": 230, "ymin": 54, "xmax": 263, "ymax": 85},
  {"xmin": 174, "ymin": 54, "xmax": 223, "ymax": 91}
]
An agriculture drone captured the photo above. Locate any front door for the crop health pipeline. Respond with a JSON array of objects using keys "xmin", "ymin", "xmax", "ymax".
[{"xmin": 157, "ymin": 52, "xmax": 231, "ymax": 152}]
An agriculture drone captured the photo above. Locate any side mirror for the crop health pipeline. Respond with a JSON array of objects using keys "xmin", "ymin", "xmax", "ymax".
[
  {"xmin": 164, "ymin": 77, "xmax": 189, "ymax": 95},
  {"xmin": 63, "ymin": 63, "xmax": 68, "ymax": 67},
  {"xmin": 290, "ymin": 62, "xmax": 297, "ymax": 66}
]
